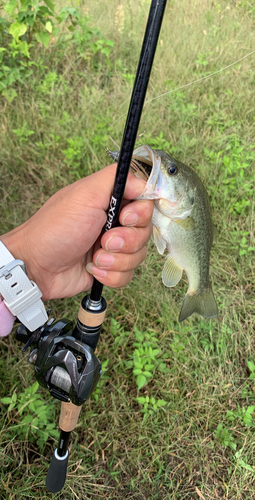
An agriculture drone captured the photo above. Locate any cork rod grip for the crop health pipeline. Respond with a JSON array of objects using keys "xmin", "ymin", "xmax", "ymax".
[
  {"xmin": 59, "ymin": 401, "xmax": 82, "ymax": 432},
  {"xmin": 78, "ymin": 305, "xmax": 106, "ymax": 327}
]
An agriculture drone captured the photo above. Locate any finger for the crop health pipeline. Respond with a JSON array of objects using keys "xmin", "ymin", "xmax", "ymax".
[
  {"xmin": 119, "ymin": 199, "xmax": 154, "ymax": 228},
  {"xmin": 123, "ymin": 170, "xmax": 148, "ymax": 200},
  {"xmin": 77, "ymin": 165, "xmax": 148, "ymax": 211},
  {"xmin": 85, "ymin": 267, "xmax": 134, "ymax": 288},
  {"xmin": 92, "ymin": 246, "xmax": 147, "ymax": 272},
  {"xmin": 101, "ymin": 224, "xmax": 152, "ymax": 254}
]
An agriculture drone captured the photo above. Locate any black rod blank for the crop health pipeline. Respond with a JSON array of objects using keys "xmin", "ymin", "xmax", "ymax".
[
  {"xmin": 91, "ymin": 0, "xmax": 167, "ymax": 302},
  {"xmin": 45, "ymin": 1, "xmax": 167, "ymax": 492}
]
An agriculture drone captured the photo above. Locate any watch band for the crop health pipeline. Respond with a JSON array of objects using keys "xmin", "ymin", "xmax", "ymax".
[{"xmin": 0, "ymin": 241, "xmax": 48, "ymax": 331}]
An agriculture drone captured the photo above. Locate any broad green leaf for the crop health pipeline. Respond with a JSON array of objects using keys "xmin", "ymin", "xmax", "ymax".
[
  {"xmin": 45, "ymin": 21, "xmax": 52, "ymax": 33},
  {"xmin": 22, "ymin": 414, "xmax": 33, "ymax": 424},
  {"xmin": 31, "ymin": 0, "xmax": 39, "ymax": 17},
  {"xmin": 246, "ymin": 406, "xmax": 255, "ymax": 414},
  {"xmin": 4, "ymin": 0, "xmax": 18, "ymax": 15},
  {"xmin": 238, "ymin": 459, "xmax": 254, "ymax": 472},
  {"xmin": 35, "ymin": 31, "xmax": 51, "ymax": 48},
  {"xmin": 0, "ymin": 397, "xmax": 12, "ymax": 404},
  {"xmin": 152, "ymin": 349, "xmax": 160, "ymax": 356},
  {"xmin": 10, "ymin": 22, "xmax": 27, "ymax": 41},
  {"xmin": 136, "ymin": 397, "xmax": 146, "ymax": 404},
  {"xmin": 2, "ymin": 88, "xmax": 17, "ymax": 102},
  {"xmin": 44, "ymin": 0, "xmax": 55, "ymax": 12},
  {"xmin": 7, "ymin": 72, "xmax": 17, "ymax": 87},
  {"xmin": 157, "ymin": 400, "xmax": 167, "ymax": 407},
  {"xmin": 31, "ymin": 381, "xmax": 39, "ymax": 393},
  {"xmin": 133, "ymin": 369, "xmax": 143, "ymax": 376},
  {"xmin": 18, "ymin": 41, "xmax": 30, "ymax": 58},
  {"xmin": 144, "ymin": 364, "xmax": 154, "ymax": 371},
  {"xmin": 137, "ymin": 374, "xmax": 147, "ymax": 390},
  {"xmin": 8, "ymin": 402, "xmax": 16, "ymax": 411},
  {"xmin": 20, "ymin": 0, "xmax": 31, "ymax": 7},
  {"xmin": 134, "ymin": 360, "xmax": 143, "ymax": 369}
]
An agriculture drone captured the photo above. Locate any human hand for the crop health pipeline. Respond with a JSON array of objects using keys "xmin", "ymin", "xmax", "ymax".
[{"xmin": 0, "ymin": 164, "xmax": 153, "ymax": 302}]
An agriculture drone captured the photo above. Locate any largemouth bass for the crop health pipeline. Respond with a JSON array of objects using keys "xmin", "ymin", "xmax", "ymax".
[{"xmin": 108, "ymin": 145, "xmax": 218, "ymax": 322}]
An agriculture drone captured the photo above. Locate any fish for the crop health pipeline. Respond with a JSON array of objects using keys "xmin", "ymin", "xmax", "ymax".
[{"xmin": 107, "ymin": 145, "xmax": 218, "ymax": 322}]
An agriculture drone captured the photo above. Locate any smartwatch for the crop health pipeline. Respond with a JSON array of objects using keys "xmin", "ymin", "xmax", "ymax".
[{"xmin": 0, "ymin": 241, "xmax": 48, "ymax": 331}]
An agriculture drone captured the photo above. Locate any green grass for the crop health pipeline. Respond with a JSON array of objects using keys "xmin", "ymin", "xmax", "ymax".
[{"xmin": 0, "ymin": 0, "xmax": 255, "ymax": 498}]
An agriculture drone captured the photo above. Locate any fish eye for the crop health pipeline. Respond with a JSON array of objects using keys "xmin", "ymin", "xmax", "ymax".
[{"xmin": 167, "ymin": 163, "xmax": 178, "ymax": 175}]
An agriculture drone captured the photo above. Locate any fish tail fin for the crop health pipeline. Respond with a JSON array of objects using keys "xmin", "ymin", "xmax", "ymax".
[{"xmin": 179, "ymin": 285, "xmax": 218, "ymax": 322}]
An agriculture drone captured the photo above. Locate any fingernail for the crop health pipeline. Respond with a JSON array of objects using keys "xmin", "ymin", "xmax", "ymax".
[
  {"xmin": 106, "ymin": 236, "xmax": 124, "ymax": 252},
  {"xmin": 95, "ymin": 253, "xmax": 114, "ymax": 268},
  {"xmin": 86, "ymin": 263, "xmax": 107, "ymax": 278},
  {"xmin": 122, "ymin": 212, "xmax": 139, "ymax": 226}
]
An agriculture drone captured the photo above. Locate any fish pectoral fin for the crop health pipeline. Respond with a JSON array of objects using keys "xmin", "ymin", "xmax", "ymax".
[
  {"xmin": 178, "ymin": 285, "xmax": 218, "ymax": 322},
  {"xmin": 174, "ymin": 217, "xmax": 195, "ymax": 230},
  {"xmin": 152, "ymin": 226, "xmax": 166, "ymax": 255},
  {"xmin": 162, "ymin": 256, "xmax": 183, "ymax": 287}
]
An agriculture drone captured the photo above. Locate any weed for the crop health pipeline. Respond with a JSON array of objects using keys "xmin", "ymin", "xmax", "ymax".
[
  {"xmin": 63, "ymin": 136, "xmax": 85, "ymax": 177},
  {"xmin": 230, "ymin": 230, "xmax": 255, "ymax": 258},
  {"xmin": 0, "ymin": 381, "xmax": 58, "ymax": 451},
  {"xmin": 214, "ymin": 423, "xmax": 237, "ymax": 451},
  {"xmin": 12, "ymin": 122, "xmax": 34, "ymax": 144},
  {"xmin": 227, "ymin": 405, "xmax": 255, "ymax": 427},
  {"xmin": 135, "ymin": 395, "xmax": 167, "ymax": 417},
  {"xmin": 125, "ymin": 327, "xmax": 169, "ymax": 390},
  {"xmin": 247, "ymin": 360, "xmax": 255, "ymax": 380},
  {"xmin": 92, "ymin": 359, "xmax": 109, "ymax": 402}
]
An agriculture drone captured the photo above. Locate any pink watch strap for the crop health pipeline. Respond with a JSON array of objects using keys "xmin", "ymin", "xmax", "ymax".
[{"xmin": 0, "ymin": 297, "xmax": 15, "ymax": 337}]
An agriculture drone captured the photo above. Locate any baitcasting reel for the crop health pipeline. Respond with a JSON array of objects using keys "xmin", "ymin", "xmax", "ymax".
[
  {"xmin": 15, "ymin": 294, "xmax": 107, "ymax": 493},
  {"xmin": 16, "ymin": 318, "xmax": 102, "ymax": 406}
]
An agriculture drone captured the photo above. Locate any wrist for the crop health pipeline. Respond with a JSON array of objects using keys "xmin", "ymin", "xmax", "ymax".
[
  {"xmin": 0, "ymin": 224, "xmax": 42, "ymax": 295},
  {"xmin": 0, "ymin": 223, "xmax": 30, "ymax": 273},
  {"xmin": 0, "ymin": 231, "xmax": 48, "ymax": 331}
]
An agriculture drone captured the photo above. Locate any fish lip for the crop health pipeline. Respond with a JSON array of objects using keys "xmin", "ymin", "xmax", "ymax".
[{"xmin": 132, "ymin": 145, "xmax": 163, "ymax": 200}]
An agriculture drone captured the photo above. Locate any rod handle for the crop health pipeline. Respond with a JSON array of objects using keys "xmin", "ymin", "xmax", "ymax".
[
  {"xmin": 59, "ymin": 401, "xmax": 82, "ymax": 432},
  {"xmin": 46, "ymin": 449, "xmax": 69, "ymax": 493}
]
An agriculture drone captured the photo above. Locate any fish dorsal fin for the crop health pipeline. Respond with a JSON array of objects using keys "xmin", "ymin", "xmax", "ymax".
[
  {"xmin": 152, "ymin": 226, "xmax": 166, "ymax": 255},
  {"xmin": 174, "ymin": 217, "xmax": 195, "ymax": 230},
  {"xmin": 162, "ymin": 255, "xmax": 183, "ymax": 287}
]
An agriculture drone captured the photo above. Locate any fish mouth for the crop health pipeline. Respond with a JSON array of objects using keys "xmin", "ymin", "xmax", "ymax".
[
  {"xmin": 132, "ymin": 146, "xmax": 187, "ymax": 217},
  {"xmin": 131, "ymin": 145, "xmax": 164, "ymax": 200},
  {"xmin": 107, "ymin": 145, "xmax": 181, "ymax": 206},
  {"xmin": 107, "ymin": 146, "xmax": 155, "ymax": 182}
]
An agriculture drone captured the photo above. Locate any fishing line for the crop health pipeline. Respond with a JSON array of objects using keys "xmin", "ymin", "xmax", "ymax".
[{"xmin": 108, "ymin": 49, "xmax": 255, "ymax": 131}]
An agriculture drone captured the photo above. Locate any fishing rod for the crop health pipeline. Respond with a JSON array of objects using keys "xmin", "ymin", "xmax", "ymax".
[{"xmin": 15, "ymin": 0, "xmax": 167, "ymax": 492}]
